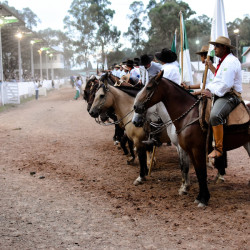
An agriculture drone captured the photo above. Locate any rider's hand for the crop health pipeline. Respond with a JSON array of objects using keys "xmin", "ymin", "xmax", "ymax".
[
  {"xmin": 181, "ymin": 82, "xmax": 188, "ymax": 89},
  {"xmin": 201, "ymin": 89, "xmax": 212, "ymax": 98}
]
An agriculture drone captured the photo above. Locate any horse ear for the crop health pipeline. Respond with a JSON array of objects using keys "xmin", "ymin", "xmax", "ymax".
[{"xmin": 155, "ymin": 70, "xmax": 164, "ymax": 81}]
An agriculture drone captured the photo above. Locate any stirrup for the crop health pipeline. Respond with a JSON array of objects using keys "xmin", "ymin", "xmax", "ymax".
[{"xmin": 208, "ymin": 148, "xmax": 223, "ymax": 158}]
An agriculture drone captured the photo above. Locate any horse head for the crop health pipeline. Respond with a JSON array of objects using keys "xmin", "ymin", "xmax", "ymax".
[
  {"xmin": 134, "ymin": 70, "xmax": 164, "ymax": 114},
  {"xmin": 89, "ymin": 83, "xmax": 112, "ymax": 118},
  {"xmin": 87, "ymin": 81, "xmax": 100, "ymax": 112},
  {"xmin": 84, "ymin": 75, "xmax": 97, "ymax": 101}
]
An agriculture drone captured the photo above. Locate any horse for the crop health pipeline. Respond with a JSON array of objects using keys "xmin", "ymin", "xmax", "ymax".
[
  {"xmin": 132, "ymin": 102, "xmax": 191, "ymax": 195},
  {"xmin": 89, "ymin": 82, "xmax": 170, "ymax": 185},
  {"xmin": 83, "ymin": 75, "xmax": 98, "ymax": 102},
  {"xmin": 133, "ymin": 71, "xmax": 250, "ymax": 207}
]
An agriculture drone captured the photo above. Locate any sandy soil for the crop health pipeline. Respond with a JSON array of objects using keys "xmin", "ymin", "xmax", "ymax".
[{"xmin": 0, "ymin": 84, "xmax": 249, "ymax": 250}]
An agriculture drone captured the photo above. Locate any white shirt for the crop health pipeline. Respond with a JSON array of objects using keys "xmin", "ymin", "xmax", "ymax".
[
  {"xmin": 200, "ymin": 69, "xmax": 214, "ymax": 89},
  {"xmin": 130, "ymin": 68, "xmax": 140, "ymax": 79},
  {"xmin": 206, "ymin": 53, "xmax": 242, "ymax": 97},
  {"xmin": 75, "ymin": 79, "xmax": 82, "ymax": 91},
  {"xmin": 161, "ymin": 61, "xmax": 181, "ymax": 84}
]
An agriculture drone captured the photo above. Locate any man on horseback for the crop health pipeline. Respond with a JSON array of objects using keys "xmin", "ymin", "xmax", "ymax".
[
  {"xmin": 139, "ymin": 54, "xmax": 162, "ymax": 86},
  {"xmin": 201, "ymin": 36, "xmax": 242, "ymax": 158}
]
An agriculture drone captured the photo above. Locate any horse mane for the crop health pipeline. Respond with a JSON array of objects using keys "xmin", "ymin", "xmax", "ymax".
[
  {"xmin": 162, "ymin": 77, "xmax": 198, "ymax": 100},
  {"xmin": 115, "ymin": 85, "xmax": 142, "ymax": 97}
]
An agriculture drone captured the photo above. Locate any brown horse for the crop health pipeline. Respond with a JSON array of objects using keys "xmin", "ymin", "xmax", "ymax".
[{"xmin": 134, "ymin": 71, "xmax": 250, "ymax": 207}]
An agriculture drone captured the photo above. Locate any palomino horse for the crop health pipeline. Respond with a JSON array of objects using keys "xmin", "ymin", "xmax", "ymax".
[
  {"xmin": 132, "ymin": 102, "xmax": 191, "ymax": 195},
  {"xmin": 134, "ymin": 71, "xmax": 250, "ymax": 207},
  {"xmin": 89, "ymin": 83, "xmax": 170, "ymax": 185}
]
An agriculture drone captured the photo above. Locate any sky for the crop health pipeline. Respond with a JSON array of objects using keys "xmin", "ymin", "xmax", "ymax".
[{"xmin": 6, "ymin": 0, "xmax": 249, "ymax": 33}]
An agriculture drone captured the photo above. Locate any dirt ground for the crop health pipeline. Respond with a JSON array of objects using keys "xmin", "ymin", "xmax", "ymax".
[{"xmin": 0, "ymin": 84, "xmax": 249, "ymax": 250}]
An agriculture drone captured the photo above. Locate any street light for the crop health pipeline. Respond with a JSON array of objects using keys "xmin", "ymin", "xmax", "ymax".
[
  {"xmin": 30, "ymin": 40, "xmax": 35, "ymax": 79},
  {"xmin": 49, "ymin": 53, "xmax": 54, "ymax": 80},
  {"xmin": 46, "ymin": 51, "xmax": 49, "ymax": 80},
  {"xmin": 38, "ymin": 48, "xmax": 44, "ymax": 80},
  {"xmin": 234, "ymin": 28, "xmax": 239, "ymax": 59},
  {"xmin": 15, "ymin": 32, "xmax": 23, "ymax": 81}
]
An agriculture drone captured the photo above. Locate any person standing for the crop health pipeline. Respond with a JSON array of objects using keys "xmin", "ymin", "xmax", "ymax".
[
  {"xmin": 74, "ymin": 76, "xmax": 82, "ymax": 100},
  {"xmin": 201, "ymin": 36, "xmax": 242, "ymax": 158},
  {"xmin": 34, "ymin": 80, "xmax": 39, "ymax": 100}
]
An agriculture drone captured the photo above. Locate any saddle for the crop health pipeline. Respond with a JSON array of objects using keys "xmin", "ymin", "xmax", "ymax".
[{"xmin": 199, "ymin": 97, "xmax": 250, "ymax": 132}]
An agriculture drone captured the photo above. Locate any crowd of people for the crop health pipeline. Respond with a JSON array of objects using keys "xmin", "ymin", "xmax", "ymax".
[{"xmin": 105, "ymin": 35, "xmax": 244, "ymax": 159}]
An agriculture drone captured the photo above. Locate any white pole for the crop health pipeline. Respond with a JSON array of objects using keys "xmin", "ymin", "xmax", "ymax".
[
  {"xmin": 0, "ymin": 27, "xmax": 4, "ymax": 105},
  {"xmin": 39, "ymin": 50, "xmax": 42, "ymax": 80},
  {"xmin": 30, "ymin": 42, "xmax": 34, "ymax": 79},
  {"xmin": 18, "ymin": 38, "xmax": 22, "ymax": 81},
  {"xmin": 45, "ymin": 52, "xmax": 48, "ymax": 80}
]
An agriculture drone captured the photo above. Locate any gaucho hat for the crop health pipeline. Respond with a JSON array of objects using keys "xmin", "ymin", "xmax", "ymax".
[
  {"xmin": 126, "ymin": 59, "xmax": 134, "ymax": 68},
  {"xmin": 155, "ymin": 48, "xmax": 177, "ymax": 63},
  {"xmin": 140, "ymin": 54, "xmax": 154, "ymax": 66},
  {"xmin": 196, "ymin": 45, "xmax": 209, "ymax": 55},
  {"xmin": 209, "ymin": 36, "xmax": 235, "ymax": 49}
]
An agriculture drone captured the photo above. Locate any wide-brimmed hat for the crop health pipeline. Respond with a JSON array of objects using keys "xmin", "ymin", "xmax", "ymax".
[
  {"xmin": 140, "ymin": 54, "xmax": 154, "ymax": 66},
  {"xmin": 122, "ymin": 65, "xmax": 130, "ymax": 71},
  {"xmin": 209, "ymin": 36, "xmax": 235, "ymax": 49},
  {"xmin": 196, "ymin": 45, "xmax": 209, "ymax": 55},
  {"xmin": 155, "ymin": 48, "xmax": 177, "ymax": 63},
  {"xmin": 126, "ymin": 59, "xmax": 134, "ymax": 68},
  {"xmin": 114, "ymin": 64, "xmax": 120, "ymax": 68}
]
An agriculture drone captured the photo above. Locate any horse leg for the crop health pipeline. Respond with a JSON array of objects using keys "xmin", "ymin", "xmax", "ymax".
[
  {"xmin": 214, "ymin": 151, "xmax": 227, "ymax": 183},
  {"xmin": 126, "ymin": 137, "xmax": 135, "ymax": 165},
  {"xmin": 176, "ymin": 145, "xmax": 190, "ymax": 195},
  {"xmin": 133, "ymin": 147, "xmax": 148, "ymax": 186},
  {"xmin": 190, "ymin": 150, "xmax": 210, "ymax": 207},
  {"xmin": 120, "ymin": 135, "xmax": 129, "ymax": 155},
  {"xmin": 243, "ymin": 142, "xmax": 250, "ymax": 157}
]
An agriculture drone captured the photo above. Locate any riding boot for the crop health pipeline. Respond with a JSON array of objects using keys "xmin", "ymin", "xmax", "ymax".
[{"xmin": 208, "ymin": 124, "xmax": 223, "ymax": 158}]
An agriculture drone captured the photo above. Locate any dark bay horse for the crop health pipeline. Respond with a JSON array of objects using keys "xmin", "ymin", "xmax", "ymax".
[{"xmin": 134, "ymin": 71, "xmax": 250, "ymax": 207}]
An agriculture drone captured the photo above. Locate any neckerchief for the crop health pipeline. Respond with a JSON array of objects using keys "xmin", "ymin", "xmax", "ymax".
[{"xmin": 214, "ymin": 53, "xmax": 229, "ymax": 76}]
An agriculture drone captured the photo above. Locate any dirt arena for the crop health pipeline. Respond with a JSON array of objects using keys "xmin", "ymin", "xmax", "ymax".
[{"xmin": 0, "ymin": 84, "xmax": 249, "ymax": 249}]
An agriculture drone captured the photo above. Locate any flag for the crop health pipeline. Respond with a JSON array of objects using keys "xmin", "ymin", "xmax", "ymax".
[
  {"xmin": 171, "ymin": 29, "xmax": 177, "ymax": 53},
  {"xmin": 104, "ymin": 55, "xmax": 108, "ymax": 70},
  {"xmin": 179, "ymin": 12, "xmax": 193, "ymax": 85},
  {"xmin": 208, "ymin": 0, "xmax": 228, "ymax": 62}
]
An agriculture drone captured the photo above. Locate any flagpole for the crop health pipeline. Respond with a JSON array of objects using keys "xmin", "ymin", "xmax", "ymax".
[
  {"xmin": 179, "ymin": 11, "xmax": 183, "ymax": 82},
  {"xmin": 202, "ymin": 56, "xmax": 210, "ymax": 90}
]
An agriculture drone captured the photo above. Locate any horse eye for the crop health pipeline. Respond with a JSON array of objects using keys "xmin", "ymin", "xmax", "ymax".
[
  {"xmin": 100, "ymin": 94, "xmax": 105, "ymax": 99},
  {"xmin": 146, "ymin": 85, "xmax": 153, "ymax": 91}
]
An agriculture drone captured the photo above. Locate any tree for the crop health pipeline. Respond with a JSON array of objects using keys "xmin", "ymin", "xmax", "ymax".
[
  {"xmin": 144, "ymin": 0, "xmax": 195, "ymax": 53},
  {"xmin": 19, "ymin": 7, "xmax": 41, "ymax": 30},
  {"xmin": 38, "ymin": 28, "xmax": 74, "ymax": 69},
  {"xmin": 64, "ymin": 0, "xmax": 121, "ymax": 69},
  {"xmin": 124, "ymin": 1, "xmax": 147, "ymax": 54}
]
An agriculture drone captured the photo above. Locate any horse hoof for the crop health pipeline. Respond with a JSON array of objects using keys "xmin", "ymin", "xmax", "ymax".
[
  {"xmin": 178, "ymin": 189, "xmax": 188, "ymax": 195},
  {"xmin": 127, "ymin": 157, "xmax": 135, "ymax": 165},
  {"xmin": 194, "ymin": 199, "xmax": 200, "ymax": 204},
  {"xmin": 133, "ymin": 176, "xmax": 146, "ymax": 186},
  {"xmin": 197, "ymin": 202, "xmax": 207, "ymax": 208}
]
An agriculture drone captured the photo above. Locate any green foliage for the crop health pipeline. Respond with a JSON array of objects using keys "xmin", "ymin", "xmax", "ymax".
[{"xmin": 124, "ymin": 1, "xmax": 147, "ymax": 54}]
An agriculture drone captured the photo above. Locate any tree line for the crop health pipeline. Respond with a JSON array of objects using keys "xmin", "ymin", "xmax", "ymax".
[{"xmin": 2, "ymin": 0, "xmax": 250, "ymax": 71}]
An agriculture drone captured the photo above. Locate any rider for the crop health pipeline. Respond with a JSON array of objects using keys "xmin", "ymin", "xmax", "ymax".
[
  {"xmin": 182, "ymin": 45, "xmax": 215, "ymax": 95},
  {"xmin": 155, "ymin": 48, "xmax": 180, "ymax": 84},
  {"xmin": 201, "ymin": 36, "xmax": 242, "ymax": 158},
  {"xmin": 139, "ymin": 54, "xmax": 162, "ymax": 85}
]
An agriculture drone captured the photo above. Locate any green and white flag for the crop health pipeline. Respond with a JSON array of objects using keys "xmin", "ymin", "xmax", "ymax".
[
  {"xmin": 208, "ymin": 0, "xmax": 228, "ymax": 61},
  {"xmin": 179, "ymin": 13, "xmax": 193, "ymax": 85},
  {"xmin": 171, "ymin": 29, "xmax": 177, "ymax": 53}
]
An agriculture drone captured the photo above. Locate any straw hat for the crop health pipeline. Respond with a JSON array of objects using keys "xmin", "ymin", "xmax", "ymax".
[
  {"xmin": 114, "ymin": 64, "xmax": 120, "ymax": 68},
  {"xmin": 196, "ymin": 45, "xmax": 209, "ymax": 55},
  {"xmin": 209, "ymin": 36, "xmax": 235, "ymax": 49}
]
